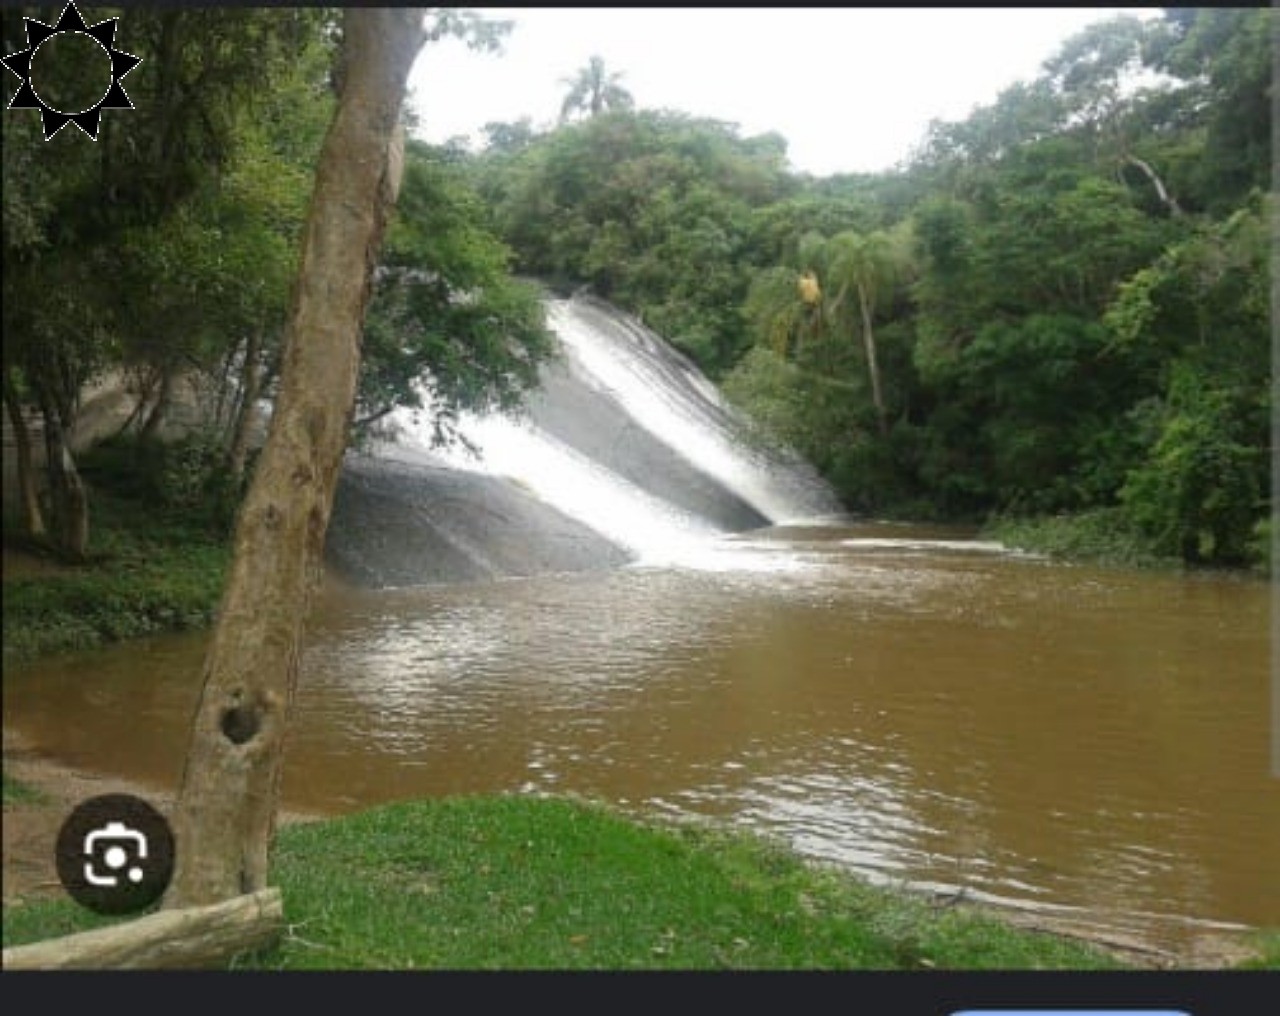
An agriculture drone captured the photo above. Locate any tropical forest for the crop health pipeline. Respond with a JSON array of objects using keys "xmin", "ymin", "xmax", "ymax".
[{"xmin": 2, "ymin": 7, "xmax": 1275, "ymax": 976}]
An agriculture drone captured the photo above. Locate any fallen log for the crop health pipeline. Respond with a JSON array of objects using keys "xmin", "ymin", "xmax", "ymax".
[{"xmin": 2, "ymin": 888, "xmax": 283, "ymax": 970}]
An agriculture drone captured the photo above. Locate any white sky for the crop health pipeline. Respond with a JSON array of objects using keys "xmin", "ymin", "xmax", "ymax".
[{"xmin": 407, "ymin": 7, "xmax": 1161, "ymax": 177}]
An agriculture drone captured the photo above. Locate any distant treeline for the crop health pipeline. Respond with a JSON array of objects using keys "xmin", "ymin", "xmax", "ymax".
[
  {"xmin": 460, "ymin": 8, "xmax": 1270, "ymax": 568},
  {"xmin": 2, "ymin": 9, "xmax": 1267, "ymax": 570}
]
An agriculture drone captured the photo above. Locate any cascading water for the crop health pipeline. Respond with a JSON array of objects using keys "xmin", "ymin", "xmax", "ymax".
[
  {"xmin": 408, "ymin": 410, "xmax": 721, "ymax": 563},
  {"xmin": 539, "ymin": 297, "xmax": 840, "ymax": 527},
  {"xmin": 327, "ymin": 294, "xmax": 844, "ymax": 585}
]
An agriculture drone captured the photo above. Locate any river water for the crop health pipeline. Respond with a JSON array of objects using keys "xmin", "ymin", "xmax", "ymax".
[{"xmin": 5, "ymin": 522, "xmax": 1277, "ymax": 957}]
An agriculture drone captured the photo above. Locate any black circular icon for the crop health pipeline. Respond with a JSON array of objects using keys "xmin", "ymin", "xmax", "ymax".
[
  {"xmin": 55, "ymin": 793, "xmax": 176, "ymax": 915},
  {"xmin": 1, "ymin": 1, "xmax": 143, "ymax": 141}
]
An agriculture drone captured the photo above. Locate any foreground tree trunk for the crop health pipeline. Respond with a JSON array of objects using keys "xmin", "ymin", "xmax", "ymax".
[
  {"xmin": 3, "ymin": 889, "xmax": 283, "ymax": 970},
  {"xmin": 1, "ymin": 364, "xmax": 47, "ymax": 539},
  {"xmin": 164, "ymin": 9, "xmax": 424, "ymax": 908}
]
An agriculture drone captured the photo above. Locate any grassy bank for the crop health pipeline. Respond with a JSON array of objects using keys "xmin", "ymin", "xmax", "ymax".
[
  {"xmin": 2, "ymin": 793, "xmax": 1124, "ymax": 970},
  {"xmin": 1, "ymin": 491, "xmax": 230, "ymax": 666},
  {"xmin": 2, "ymin": 771, "xmax": 46, "ymax": 804},
  {"xmin": 985, "ymin": 507, "xmax": 1271, "ymax": 576},
  {"xmin": 985, "ymin": 508, "xmax": 1183, "ymax": 571}
]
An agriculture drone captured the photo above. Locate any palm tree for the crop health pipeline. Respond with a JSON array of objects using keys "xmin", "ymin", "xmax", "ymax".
[
  {"xmin": 822, "ymin": 228, "xmax": 911, "ymax": 437},
  {"xmin": 559, "ymin": 55, "xmax": 633, "ymax": 123},
  {"xmin": 743, "ymin": 266, "xmax": 811, "ymax": 359}
]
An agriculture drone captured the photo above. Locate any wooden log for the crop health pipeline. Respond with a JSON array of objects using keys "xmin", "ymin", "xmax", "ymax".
[{"xmin": 2, "ymin": 888, "xmax": 283, "ymax": 970}]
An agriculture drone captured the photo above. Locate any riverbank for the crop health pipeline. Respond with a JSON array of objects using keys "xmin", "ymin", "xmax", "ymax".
[
  {"xmin": 3, "ymin": 748, "xmax": 1274, "ymax": 971},
  {"xmin": 984, "ymin": 507, "xmax": 1272, "ymax": 576},
  {"xmin": 6, "ymin": 481, "xmax": 1267, "ymax": 670},
  {"xmin": 5, "ymin": 499, "xmax": 1275, "ymax": 970},
  {"xmin": 1, "ymin": 491, "xmax": 231, "ymax": 666},
  {"xmin": 1, "ymin": 731, "xmax": 317, "ymax": 916}
]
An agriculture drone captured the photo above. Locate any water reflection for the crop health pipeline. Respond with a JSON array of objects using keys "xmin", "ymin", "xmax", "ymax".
[{"xmin": 5, "ymin": 524, "xmax": 1276, "ymax": 956}]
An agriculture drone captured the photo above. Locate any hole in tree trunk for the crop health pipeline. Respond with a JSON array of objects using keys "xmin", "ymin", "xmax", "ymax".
[{"xmin": 221, "ymin": 705, "xmax": 260, "ymax": 745}]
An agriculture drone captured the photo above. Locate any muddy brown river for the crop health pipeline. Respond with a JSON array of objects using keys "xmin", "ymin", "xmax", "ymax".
[{"xmin": 5, "ymin": 522, "xmax": 1277, "ymax": 957}]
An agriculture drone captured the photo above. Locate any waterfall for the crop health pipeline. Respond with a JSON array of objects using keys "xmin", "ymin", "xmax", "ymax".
[
  {"xmin": 329, "ymin": 295, "xmax": 843, "ymax": 585},
  {"xmin": 405, "ymin": 410, "xmax": 721, "ymax": 564},
  {"xmin": 542, "ymin": 297, "xmax": 840, "ymax": 526}
]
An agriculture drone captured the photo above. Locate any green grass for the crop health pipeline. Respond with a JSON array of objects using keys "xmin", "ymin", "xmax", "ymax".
[
  {"xmin": 0, "ymin": 896, "xmax": 133, "ymax": 946},
  {"xmin": 1235, "ymin": 930, "xmax": 1280, "ymax": 970},
  {"xmin": 2, "ymin": 491, "xmax": 230, "ymax": 665},
  {"xmin": 985, "ymin": 508, "xmax": 1182, "ymax": 571},
  {"xmin": 3, "ymin": 794, "xmax": 1121, "ymax": 970},
  {"xmin": 2, "ymin": 770, "xmax": 47, "ymax": 805}
]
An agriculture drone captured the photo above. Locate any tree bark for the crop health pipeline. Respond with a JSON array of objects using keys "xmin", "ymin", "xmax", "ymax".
[
  {"xmin": 2, "ymin": 363, "xmax": 47, "ymax": 539},
  {"xmin": 856, "ymin": 281, "xmax": 889, "ymax": 436},
  {"xmin": 214, "ymin": 339, "xmax": 242, "ymax": 436},
  {"xmin": 225, "ymin": 329, "xmax": 263, "ymax": 481},
  {"xmin": 1124, "ymin": 154, "xmax": 1183, "ymax": 218},
  {"xmin": 139, "ymin": 362, "xmax": 175, "ymax": 443},
  {"xmin": 111, "ymin": 367, "xmax": 155, "ymax": 439},
  {"xmin": 1, "ymin": 889, "xmax": 283, "ymax": 970},
  {"xmin": 34, "ymin": 385, "xmax": 89, "ymax": 562},
  {"xmin": 163, "ymin": 9, "xmax": 425, "ymax": 909}
]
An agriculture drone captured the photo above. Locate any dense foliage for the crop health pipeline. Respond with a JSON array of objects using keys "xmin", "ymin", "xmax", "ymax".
[
  {"xmin": 465, "ymin": 8, "xmax": 1270, "ymax": 568},
  {"xmin": 471, "ymin": 108, "xmax": 796, "ymax": 374},
  {"xmin": 2, "ymin": 7, "xmax": 550, "ymax": 560},
  {"xmin": 358, "ymin": 139, "xmax": 553, "ymax": 449},
  {"xmin": 1, "ymin": 8, "xmax": 1268, "ymax": 571}
]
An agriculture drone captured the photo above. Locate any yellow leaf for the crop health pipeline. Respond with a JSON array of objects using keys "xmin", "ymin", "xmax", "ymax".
[{"xmin": 798, "ymin": 271, "xmax": 821, "ymax": 305}]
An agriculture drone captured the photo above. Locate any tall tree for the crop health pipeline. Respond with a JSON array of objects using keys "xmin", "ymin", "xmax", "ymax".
[
  {"xmin": 1, "ymin": 6, "xmax": 327, "ymax": 558},
  {"xmin": 559, "ymin": 54, "xmax": 633, "ymax": 122},
  {"xmin": 741, "ymin": 266, "xmax": 813, "ymax": 359},
  {"xmin": 1145, "ymin": 8, "xmax": 1272, "ymax": 213},
  {"xmin": 164, "ymin": 8, "xmax": 427, "ymax": 908},
  {"xmin": 1042, "ymin": 13, "xmax": 1184, "ymax": 218},
  {"xmin": 824, "ymin": 228, "xmax": 909, "ymax": 436}
]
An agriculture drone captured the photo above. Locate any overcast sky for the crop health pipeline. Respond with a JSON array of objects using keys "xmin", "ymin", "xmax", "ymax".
[{"xmin": 406, "ymin": 7, "xmax": 1160, "ymax": 177}]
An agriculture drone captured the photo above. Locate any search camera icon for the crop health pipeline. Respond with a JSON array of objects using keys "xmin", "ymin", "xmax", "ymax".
[
  {"xmin": 56, "ymin": 793, "xmax": 175, "ymax": 914},
  {"xmin": 83, "ymin": 819, "xmax": 149, "ymax": 887}
]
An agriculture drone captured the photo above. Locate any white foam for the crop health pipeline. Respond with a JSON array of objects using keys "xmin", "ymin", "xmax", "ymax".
[{"xmin": 380, "ymin": 295, "xmax": 843, "ymax": 568}]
